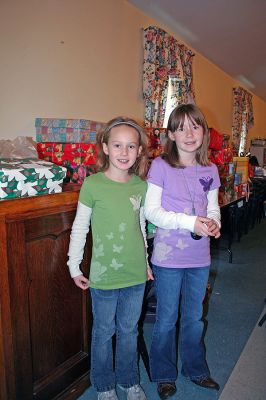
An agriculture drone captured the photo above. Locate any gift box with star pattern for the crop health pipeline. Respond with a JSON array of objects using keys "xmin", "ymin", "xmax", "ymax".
[{"xmin": 0, "ymin": 158, "xmax": 66, "ymax": 200}]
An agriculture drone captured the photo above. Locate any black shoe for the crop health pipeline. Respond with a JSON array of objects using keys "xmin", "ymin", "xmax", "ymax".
[
  {"xmin": 191, "ymin": 377, "xmax": 220, "ymax": 391},
  {"xmin": 157, "ymin": 382, "xmax": 177, "ymax": 399}
]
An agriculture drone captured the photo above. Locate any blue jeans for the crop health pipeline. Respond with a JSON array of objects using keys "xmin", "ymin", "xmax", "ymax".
[
  {"xmin": 90, "ymin": 283, "xmax": 145, "ymax": 392},
  {"xmin": 150, "ymin": 265, "xmax": 210, "ymax": 382}
]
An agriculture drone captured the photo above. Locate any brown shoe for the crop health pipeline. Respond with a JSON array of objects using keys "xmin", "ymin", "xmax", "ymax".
[
  {"xmin": 191, "ymin": 377, "xmax": 220, "ymax": 391},
  {"xmin": 157, "ymin": 382, "xmax": 177, "ymax": 399}
]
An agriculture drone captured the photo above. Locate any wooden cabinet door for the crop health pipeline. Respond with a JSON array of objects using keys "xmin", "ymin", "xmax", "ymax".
[{"xmin": 6, "ymin": 209, "xmax": 92, "ymax": 400}]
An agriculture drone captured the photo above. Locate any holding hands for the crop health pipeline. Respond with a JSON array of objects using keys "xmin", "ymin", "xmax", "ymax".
[
  {"xmin": 194, "ymin": 217, "xmax": 221, "ymax": 239},
  {"xmin": 206, "ymin": 218, "xmax": 221, "ymax": 238}
]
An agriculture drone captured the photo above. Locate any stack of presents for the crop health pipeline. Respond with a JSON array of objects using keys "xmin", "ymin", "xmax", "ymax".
[
  {"xmin": 0, "ymin": 118, "xmax": 161, "ymax": 201},
  {"xmin": 208, "ymin": 128, "xmax": 249, "ymax": 203},
  {"xmin": 36, "ymin": 122, "xmax": 168, "ymax": 184},
  {"xmin": 36, "ymin": 118, "xmax": 105, "ymax": 185},
  {"xmin": 0, "ymin": 118, "xmax": 105, "ymax": 200},
  {"xmin": 0, "ymin": 119, "xmax": 250, "ymax": 201}
]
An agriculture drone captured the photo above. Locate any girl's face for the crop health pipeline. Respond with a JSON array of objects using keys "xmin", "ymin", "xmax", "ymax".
[
  {"xmin": 168, "ymin": 114, "xmax": 204, "ymax": 156},
  {"xmin": 103, "ymin": 125, "xmax": 141, "ymax": 175}
]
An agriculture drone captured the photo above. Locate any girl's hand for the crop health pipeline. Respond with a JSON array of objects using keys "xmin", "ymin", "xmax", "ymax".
[
  {"xmin": 147, "ymin": 266, "xmax": 154, "ymax": 281},
  {"xmin": 206, "ymin": 219, "xmax": 221, "ymax": 239},
  {"xmin": 73, "ymin": 275, "xmax": 90, "ymax": 290},
  {"xmin": 194, "ymin": 217, "xmax": 211, "ymax": 237}
]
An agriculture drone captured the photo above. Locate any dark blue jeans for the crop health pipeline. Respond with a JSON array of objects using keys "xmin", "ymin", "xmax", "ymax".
[
  {"xmin": 90, "ymin": 283, "xmax": 145, "ymax": 392},
  {"xmin": 150, "ymin": 265, "xmax": 210, "ymax": 382}
]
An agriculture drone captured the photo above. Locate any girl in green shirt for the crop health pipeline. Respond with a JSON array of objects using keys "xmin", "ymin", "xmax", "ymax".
[{"xmin": 68, "ymin": 117, "xmax": 153, "ymax": 400}]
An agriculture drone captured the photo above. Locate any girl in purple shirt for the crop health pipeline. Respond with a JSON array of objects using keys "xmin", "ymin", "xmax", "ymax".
[{"xmin": 144, "ymin": 104, "xmax": 221, "ymax": 399}]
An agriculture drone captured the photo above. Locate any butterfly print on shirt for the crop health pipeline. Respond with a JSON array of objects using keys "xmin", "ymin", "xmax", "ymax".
[{"xmin": 199, "ymin": 177, "xmax": 213, "ymax": 192}]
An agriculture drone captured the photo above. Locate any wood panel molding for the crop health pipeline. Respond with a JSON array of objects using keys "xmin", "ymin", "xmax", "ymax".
[{"xmin": 0, "ymin": 189, "xmax": 92, "ymax": 400}]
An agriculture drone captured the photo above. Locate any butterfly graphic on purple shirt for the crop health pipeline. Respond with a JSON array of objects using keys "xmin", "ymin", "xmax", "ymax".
[{"xmin": 199, "ymin": 177, "xmax": 213, "ymax": 192}]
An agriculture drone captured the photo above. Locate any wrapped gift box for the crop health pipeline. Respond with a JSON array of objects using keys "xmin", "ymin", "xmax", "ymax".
[
  {"xmin": 146, "ymin": 127, "xmax": 166, "ymax": 158},
  {"xmin": 210, "ymin": 147, "xmax": 233, "ymax": 165},
  {"xmin": 37, "ymin": 142, "xmax": 97, "ymax": 166},
  {"xmin": 35, "ymin": 127, "xmax": 97, "ymax": 143},
  {"xmin": 234, "ymin": 182, "xmax": 249, "ymax": 196},
  {"xmin": 219, "ymin": 174, "xmax": 235, "ymax": 193},
  {"xmin": 35, "ymin": 118, "xmax": 105, "ymax": 143},
  {"xmin": 35, "ymin": 118, "xmax": 93, "ymax": 129},
  {"xmin": 146, "ymin": 127, "xmax": 167, "ymax": 147},
  {"xmin": 233, "ymin": 156, "xmax": 249, "ymax": 182},
  {"xmin": 234, "ymin": 172, "xmax": 242, "ymax": 185},
  {"xmin": 65, "ymin": 164, "xmax": 96, "ymax": 185},
  {"xmin": 0, "ymin": 158, "xmax": 66, "ymax": 200},
  {"xmin": 217, "ymin": 163, "xmax": 230, "ymax": 176},
  {"xmin": 209, "ymin": 128, "xmax": 230, "ymax": 150}
]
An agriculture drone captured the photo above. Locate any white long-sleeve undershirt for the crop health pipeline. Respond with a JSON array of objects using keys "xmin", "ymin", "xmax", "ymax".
[
  {"xmin": 206, "ymin": 187, "xmax": 221, "ymax": 228},
  {"xmin": 67, "ymin": 202, "xmax": 92, "ymax": 278},
  {"xmin": 67, "ymin": 201, "xmax": 149, "ymax": 278},
  {"xmin": 144, "ymin": 182, "xmax": 221, "ymax": 232}
]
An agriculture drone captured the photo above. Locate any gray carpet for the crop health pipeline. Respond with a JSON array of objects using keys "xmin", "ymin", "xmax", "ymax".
[
  {"xmin": 78, "ymin": 219, "xmax": 266, "ymax": 400},
  {"xmin": 219, "ymin": 304, "xmax": 266, "ymax": 400}
]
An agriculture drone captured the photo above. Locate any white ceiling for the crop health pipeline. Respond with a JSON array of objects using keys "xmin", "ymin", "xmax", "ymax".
[{"xmin": 128, "ymin": 0, "xmax": 266, "ymax": 102}]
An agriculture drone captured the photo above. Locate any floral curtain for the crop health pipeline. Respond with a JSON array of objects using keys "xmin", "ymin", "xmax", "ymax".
[
  {"xmin": 232, "ymin": 87, "xmax": 254, "ymax": 155},
  {"xmin": 143, "ymin": 26, "xmax": 195, "ymax": 127}
]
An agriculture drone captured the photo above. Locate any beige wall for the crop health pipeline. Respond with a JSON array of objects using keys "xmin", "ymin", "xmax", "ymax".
[
  {"xmin": 194, "ymin": 54, "xmax": 234, "ymax": 134},
  {"xmin": 0, "ymin": 0, "xmax": 265, "ymax": 146},
  {"xmin": 0, "ymin": 0, "xmax": 148, "ymax": 139}
]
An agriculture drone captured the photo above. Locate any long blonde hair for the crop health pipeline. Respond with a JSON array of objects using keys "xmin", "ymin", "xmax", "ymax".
[
  {"xmin": 163, "ymin": 103, "xmax": 210, "ymax": 167},
  {"xmin": 96, "ymin": 116, "xmax": 149, "ymax": 180}
]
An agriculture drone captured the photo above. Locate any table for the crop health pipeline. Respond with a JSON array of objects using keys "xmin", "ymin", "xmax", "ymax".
[{"xmin": 217, "ymin": 193, "xmax": 249, "ymax": 263}]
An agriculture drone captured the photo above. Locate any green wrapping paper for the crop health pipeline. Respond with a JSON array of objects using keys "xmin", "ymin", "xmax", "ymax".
[{"xmin": 0, "ymin": 158, "xmax": 66, "ymax": 200}]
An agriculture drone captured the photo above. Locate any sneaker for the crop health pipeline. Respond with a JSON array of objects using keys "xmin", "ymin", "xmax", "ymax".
[
  {"xmin": 97, "ymin": 389, "xmax": 119, "ymax": 400},
  {"xmin": 125, "ymin": 384, "xmax": 147, "ymax": 400}
]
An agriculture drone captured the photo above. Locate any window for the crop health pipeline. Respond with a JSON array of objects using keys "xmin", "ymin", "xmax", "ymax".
[{"xmin": 163, "ymin": 76, "xmax": 183, "ymax": 128}]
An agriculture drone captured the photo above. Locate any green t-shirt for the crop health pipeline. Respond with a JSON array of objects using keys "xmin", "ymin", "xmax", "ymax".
[{"xmin": 79, "ymin": 172, "xmax": 147, "ymax": 289}]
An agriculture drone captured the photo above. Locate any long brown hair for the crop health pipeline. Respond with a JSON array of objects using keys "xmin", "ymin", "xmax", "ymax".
[
  {"xmin": 163, "ymin": 103, "xmax": 210, "ymax": 167},
  {"xmin": 96, "ymin": 116, "xmax": 149, "ymax": 179}
]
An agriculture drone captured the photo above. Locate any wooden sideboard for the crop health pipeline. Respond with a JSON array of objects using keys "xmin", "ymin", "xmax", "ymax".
[{"xmin": 0, "ymin": 189, "xmax": 92, "ymax": 400}]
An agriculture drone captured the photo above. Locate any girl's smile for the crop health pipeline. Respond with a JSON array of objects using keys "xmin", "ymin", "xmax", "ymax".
[
  {"xmin": 168, "ymin": 114, "xmax": 204, "ymax": 156},
  {"xmin": 103, "ymin": 125, "xmax": 142, "ymax": 181}
]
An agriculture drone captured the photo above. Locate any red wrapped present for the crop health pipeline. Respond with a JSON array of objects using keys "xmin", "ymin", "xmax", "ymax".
[
  {"xmin": 248, "ymin": 164, "xmax": 255, "ymax": 178},
  {"xmin": 37, "ymin": 142, "xmax": 97, "ymax": 166},
  {"xmin": 217, "ymin": 163, "xmax": 229, "ymax": 176},
  {"xmin": 209, "ymin": 128, "xmax": 230, "ymax": 150},
  {"xmin": 146, "ymin": 128, "xmax": 166, "ymax": 148},
  {"xmin": 209, "ymin": 128, "xmax": 223, "ymax": 150},
  {"xmin": 210, "ymin": 147, "xmax": 233, "ymax": 165},
  {"xmin": 145, "ymin": 127, "xmax": 167, "ymax": 159},
  {"xmin": 65, "ymin": 165, "xmax": 96, "ymax": 184}
]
